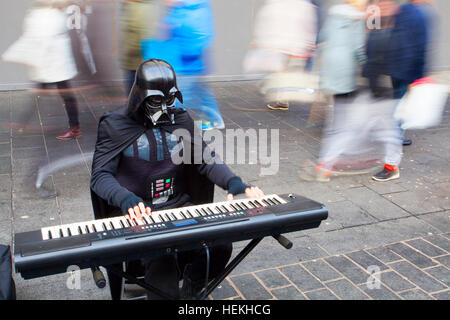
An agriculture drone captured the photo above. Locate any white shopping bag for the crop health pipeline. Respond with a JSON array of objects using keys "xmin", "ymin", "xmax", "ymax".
[{"xmin": 394, "ymin": 80, "xmax": 449, "ymax": 130}]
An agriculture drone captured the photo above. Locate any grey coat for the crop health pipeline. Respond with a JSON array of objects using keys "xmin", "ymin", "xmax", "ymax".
[{"xmin": 318, "ymin": 4, "xmax": 367, "ymax": 95}]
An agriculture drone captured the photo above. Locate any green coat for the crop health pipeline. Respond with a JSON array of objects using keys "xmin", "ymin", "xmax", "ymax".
[
  {"xmin": 318, "ymin": 4, "xmax": 367, "ymax": 95},
  {"xmin": 118, "ymin": 0, "xmax": 160, "ymax": 71}
]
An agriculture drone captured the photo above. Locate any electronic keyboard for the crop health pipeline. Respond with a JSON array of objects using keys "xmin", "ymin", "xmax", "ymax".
[{"xmin": 14, "ymin": 194, "xmax": 328, "ymax": 279}]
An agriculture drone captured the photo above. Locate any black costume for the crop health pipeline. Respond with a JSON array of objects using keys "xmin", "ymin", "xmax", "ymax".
[{"xmin": 90, "ymin": 59, "xmax": 249, "ymax": 299}]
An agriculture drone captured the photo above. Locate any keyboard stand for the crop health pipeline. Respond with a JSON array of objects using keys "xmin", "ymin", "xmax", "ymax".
[{"xmin": 103, "ymin": 234, "xmax": 291, "ymax": 300}]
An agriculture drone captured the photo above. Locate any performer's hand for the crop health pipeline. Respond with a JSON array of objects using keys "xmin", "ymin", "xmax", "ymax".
[
  {"xmin": 227, "ymin": 186, "xmax": 264, "ymax": 201},
  {"xmin": 121, "ymin": 193, "xmax": 151, "ymax": 222},
  {"xmin": 125, "ymin": 202, "xmax": 152, "ymax": 222}
]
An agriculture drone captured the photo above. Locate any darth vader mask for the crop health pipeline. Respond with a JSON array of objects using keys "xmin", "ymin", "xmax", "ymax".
[{"xmin": 127, "ymin": 59, "xmax": 183, "ymax": 126}]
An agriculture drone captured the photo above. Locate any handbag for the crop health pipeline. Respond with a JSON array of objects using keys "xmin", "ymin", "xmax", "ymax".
[
  {"xmin": 393, "ymin": 77, "xmax": 449, "ymax": 130},
  {"xmin": 261, "ymin": 58, "xmax": 319, "ymax": 104}
]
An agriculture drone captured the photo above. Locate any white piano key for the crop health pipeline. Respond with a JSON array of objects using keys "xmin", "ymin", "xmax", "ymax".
[
  {"xmin": 152, "ymin": 214, "xmax": 163, "ymax": 223},
  {"xmin": 141, "ymin": 213, "xmax": 153, "ymax": 225},
  {"xmin": 68, "ymin": 225, "xmax": 80, "ymax": 236},
  {"xmin": 41, "ymin": 227, "xmax": 51, "ymax": 240},
  {"xmin": 110, "ymin": 218, "xmax": 123, "ymax": 229}
]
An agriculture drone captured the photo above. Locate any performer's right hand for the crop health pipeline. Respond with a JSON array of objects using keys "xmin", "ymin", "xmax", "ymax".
[{"xmin": 121, "ymin": 193, "xmax": 151, "ymax": 221}]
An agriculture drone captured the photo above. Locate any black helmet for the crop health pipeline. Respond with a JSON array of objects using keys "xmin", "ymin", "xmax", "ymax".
[{"xmin": 127, "ymin": 59, "xmax": 183, "ymax": 126}]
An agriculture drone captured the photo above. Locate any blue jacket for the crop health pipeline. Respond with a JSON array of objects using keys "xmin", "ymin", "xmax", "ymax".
[
  {"xmin": 164, "ymin": 0, "xmax": 215, "ymax": 75},
  {"xmin": 388, "ymin": 3, "xmax": 428, "ymax": 83}
]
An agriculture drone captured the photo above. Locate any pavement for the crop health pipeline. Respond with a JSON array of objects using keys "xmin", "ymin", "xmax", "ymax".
[{"xmin": 0, "ymin": 80, "xmax": 449, "ymax": 300}]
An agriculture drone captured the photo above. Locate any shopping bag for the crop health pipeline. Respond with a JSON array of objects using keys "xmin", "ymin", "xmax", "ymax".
[
  {"xmin": 243, "ymin": 48, "xmax": 288, "ymax": 73},
  {"xmin": 261, "ymin": 66, "xmax": 319, "ymax": 104},
  {"xmin": 394, "ymin": 78, "xmax": 449, "ymax": 129}
]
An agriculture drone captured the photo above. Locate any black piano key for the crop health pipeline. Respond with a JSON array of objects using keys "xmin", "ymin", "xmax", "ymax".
[
  {"xmin": 59, "ymin": 229, "xmax": 64, "ymax": 238},
  {"xmin": 239, "ymin": 202, "xmax": 249, "ymax": 209},
  {"xmin": 119, "ymin": 220, "xmax": 126, "ymax": 228},
  {"xmin": 186, "ymin": 210, "xmax": 194, "ymax": 218},
  {"xmin": 266, "ymin": 198, "xmax": 277, "ymax": 206},
  {"xmin": 206, "ymin": 207, "xmax": 215, "ymax": 215},
  {"xmin": 67, "ymin": 228, "xmax": 72, "ymax": 237},
  {"xmin": 92, "ymin": 224, "xmax": 97, "ymax": 232},
  {"xmin": 215, "ymin": 206, "xmax": 224, "ymax": 213},
  {"xmin": 48, "ymin": 230, "xmax": 52, "ymax": 240},
  {"xmin": 235, "ymin": 202, "xmax": 245, "ymax": 210},
  {"xmin": 85, "ymin": 225, "xmax": 91, "ymax": 233},
  {"xmin": 229, "ymin": 203, "xmax": 239, "ymax": 211},
  {"xmin": 200, "ymin": 208, "xmax": 209, "ymax": 216},
  {"xmin": 246, "ymin": 201, "xmax": 255, "ymax": 208},
  {"xmin": 163, "ymin": 214, "xmax": 171, "ymax": 221},
  {"xmin": 179, "ymin": 211, "xmax": 188, "ymax": 219},
  {"xmin": 221, "ymin": 205, "xmax": 230, "ymax": 212},
  {"xmin": 142, "ymin": 215, "xmax": 150, "ymax": 224},
  {"xmin": 110, "ymin": 221, "xmax": 115, "ymax": 230},
  {"xmin": 78, "ymin": 226, "xmax": 83, "ymax": 234},
  {"xmin": 271, "ymin": 197, "xmax": 282, "ymax": 204},
  {"xmin": 253, "ymin": 200, "xmax": 264, "ymax": 207},
  {"xmin": 195, "ymin": 209, "xmax": 204, "ymax": 216},
  {"xmin": 149, "ymin": 215, "xmax": 156, "ymax": 224},
  {"xmin": 102, "ymin": 222, "xmax": 108, "ymax": 230},
  {"xmin": 170, "ymin": 212, "xmax": 177, "ymax": 220}
]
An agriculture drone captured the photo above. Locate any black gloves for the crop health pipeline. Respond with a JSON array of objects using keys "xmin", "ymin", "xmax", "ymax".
[
  {"xmin": 120, "ymin": 193, "xmax": 144, "ymax": 215},
  {"xmin": 227, "ymin": 176, "xmax": 250, "ymax": 196}
]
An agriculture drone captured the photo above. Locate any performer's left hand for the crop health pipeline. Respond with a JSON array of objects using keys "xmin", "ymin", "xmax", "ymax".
[{"xmin": 227, "ymin": 186, "xmax": 264, "ymax": 201}]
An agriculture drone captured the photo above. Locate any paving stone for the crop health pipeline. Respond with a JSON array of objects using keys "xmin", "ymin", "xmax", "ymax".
[
  {"xmin": 301, "ymin": 259, "xmax": 341, "ymax": 282},
  {"xmin": 386, "ymin": 243, "xmax": 437, "ymax": 268},
  {"xmin": 304, "ymin": 288, "xmax": 339, "ymax": 300},
  {"xmin": 366, "ymin": 247, "xmax": 403, "ymax": 264},
  {"xmin": 435, "ymin": 255, "xmax": 450, "ymax": 268},
  {"xmin": 358, "ymin": 283, "xmax": 401, "ymax": 300},
  {"xmin": 325, "ymin": 255, "xmax": 370, "ymax": 285},
  {"xmin": 310, "ymin": 217, "xmax": 441, "ymax": 256},
  {"xmin": 399, "ymin": 289, "xmax": 434, "ymax": 300},
  {"xmin": 389, "ymin": 261, "xmax": 447, "ymax": 293},
  {"xmin": 424, "ymin": 266, "xmax": 450, "ymax": 287},
  {"xmin": 324, "ymin": 201, "xmax": 377, "ymax": 228},
  {"xmin": 279, "ymin": 264, "xmax": 324, "ymax": 292},
  {"xmin": 378, "ymin": 271, "xmax": 416, "ymax": 292},
  {"xmin": 405, "ymin": 239, "xmax": 447, "ymax": 257},
  {"xmin": 417, "ymin": 212, "xmax": 450, "ymax": 233},
  {"xmin": 384, "ymin": 185, "xmax": 446, "ymax": 215},
  {"xmin": 431, "ymin": 290, "xmax": 450, "ymax": 300},
  {"xmin": 271, "ymin": 286, "xmax": 306, "ymax": 300},
  {"xmin": 345, "ymin": 250, "xmax": 389, "ymax": 271},
  {"xmin": 210, "ymin": 279, "xmax": 239, "ymax": 300},
  {"xmin": 423, "ymin": 235, "xmax": 450, "ymax": 252},
  {"xmin": 254, "ymin": 269, "xmax": 290, "ymax": 289},
  {"xmin": 229, "ymin": 274, "xmax": 272, "ymax": 300},
  {"xmin": 325, "ymin": 279, "xmax": 369, "ymax": 300},
  {"xmin": 340, "ymin": 187, "xmax": 411, "ymax": 220}
]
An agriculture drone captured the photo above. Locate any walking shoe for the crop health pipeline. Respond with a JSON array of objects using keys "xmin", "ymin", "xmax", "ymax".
[
  {"xmin": 56, "ymin": 125, "xmax": 82, "ymax": 140},
  {"xmin": 371, "ymin": 164, "xmax": 399, "ymax": 182},
  {"xmin": 300, "ymin": 164, "xmax": 331, "ymax": 182},
  {"xmin": 402, "ymin": 139, "xmax": 412, "ymax": 146},
  {"xmin": 267, "ymin": 102, "xmax": 289, "ymax": 111}
]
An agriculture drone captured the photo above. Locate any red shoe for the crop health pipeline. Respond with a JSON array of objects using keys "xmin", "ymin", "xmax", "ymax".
[{"xmin": 56, "ymin": 126, "xmax": 82, "ymax": 140}]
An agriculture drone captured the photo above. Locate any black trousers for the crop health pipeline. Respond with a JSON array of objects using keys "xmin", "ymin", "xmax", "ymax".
[
  {"xmin": 38, "ymin": 81, "xmax": 79, "ymax": 127},
  {"xmin": 143, "ymin": 242, "xmax": 232, "ymax": 300}
]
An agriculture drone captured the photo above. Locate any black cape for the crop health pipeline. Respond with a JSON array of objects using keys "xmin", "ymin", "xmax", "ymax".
[{"xmin": 90, "ymin": 107, "xmax": 217, "ymax": 220}]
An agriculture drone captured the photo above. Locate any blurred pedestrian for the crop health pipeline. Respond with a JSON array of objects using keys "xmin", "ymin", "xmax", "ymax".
[
  {"xmin": 387, "ymin": 0, "xmax": 436, "ymax": 146},
  {"xmin": 362, "ymin": 0, "xmax": 397, "ymax": 98},
  {"xmin": 300, "ymin": 0, "xmax": 368, "ymax": 182},
  {"xmin": 244, "ymin": 0, "xmax": 318, "ymax": 111},
  {"xmin": 118, "ymin": 0, "xmax": 160, "ymax": 96},
  {"xmin": 160, "ymin": 0, "xmax": 224, "ymax": 130},
  {"xmin": 2, "ymin": 0, "xmax": 82, "ymax": 141}
]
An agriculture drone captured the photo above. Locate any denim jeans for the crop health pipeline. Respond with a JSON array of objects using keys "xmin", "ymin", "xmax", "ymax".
[{"xmin": 175, "ymin": 76, "xmax": 224, "ymax": 128}]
